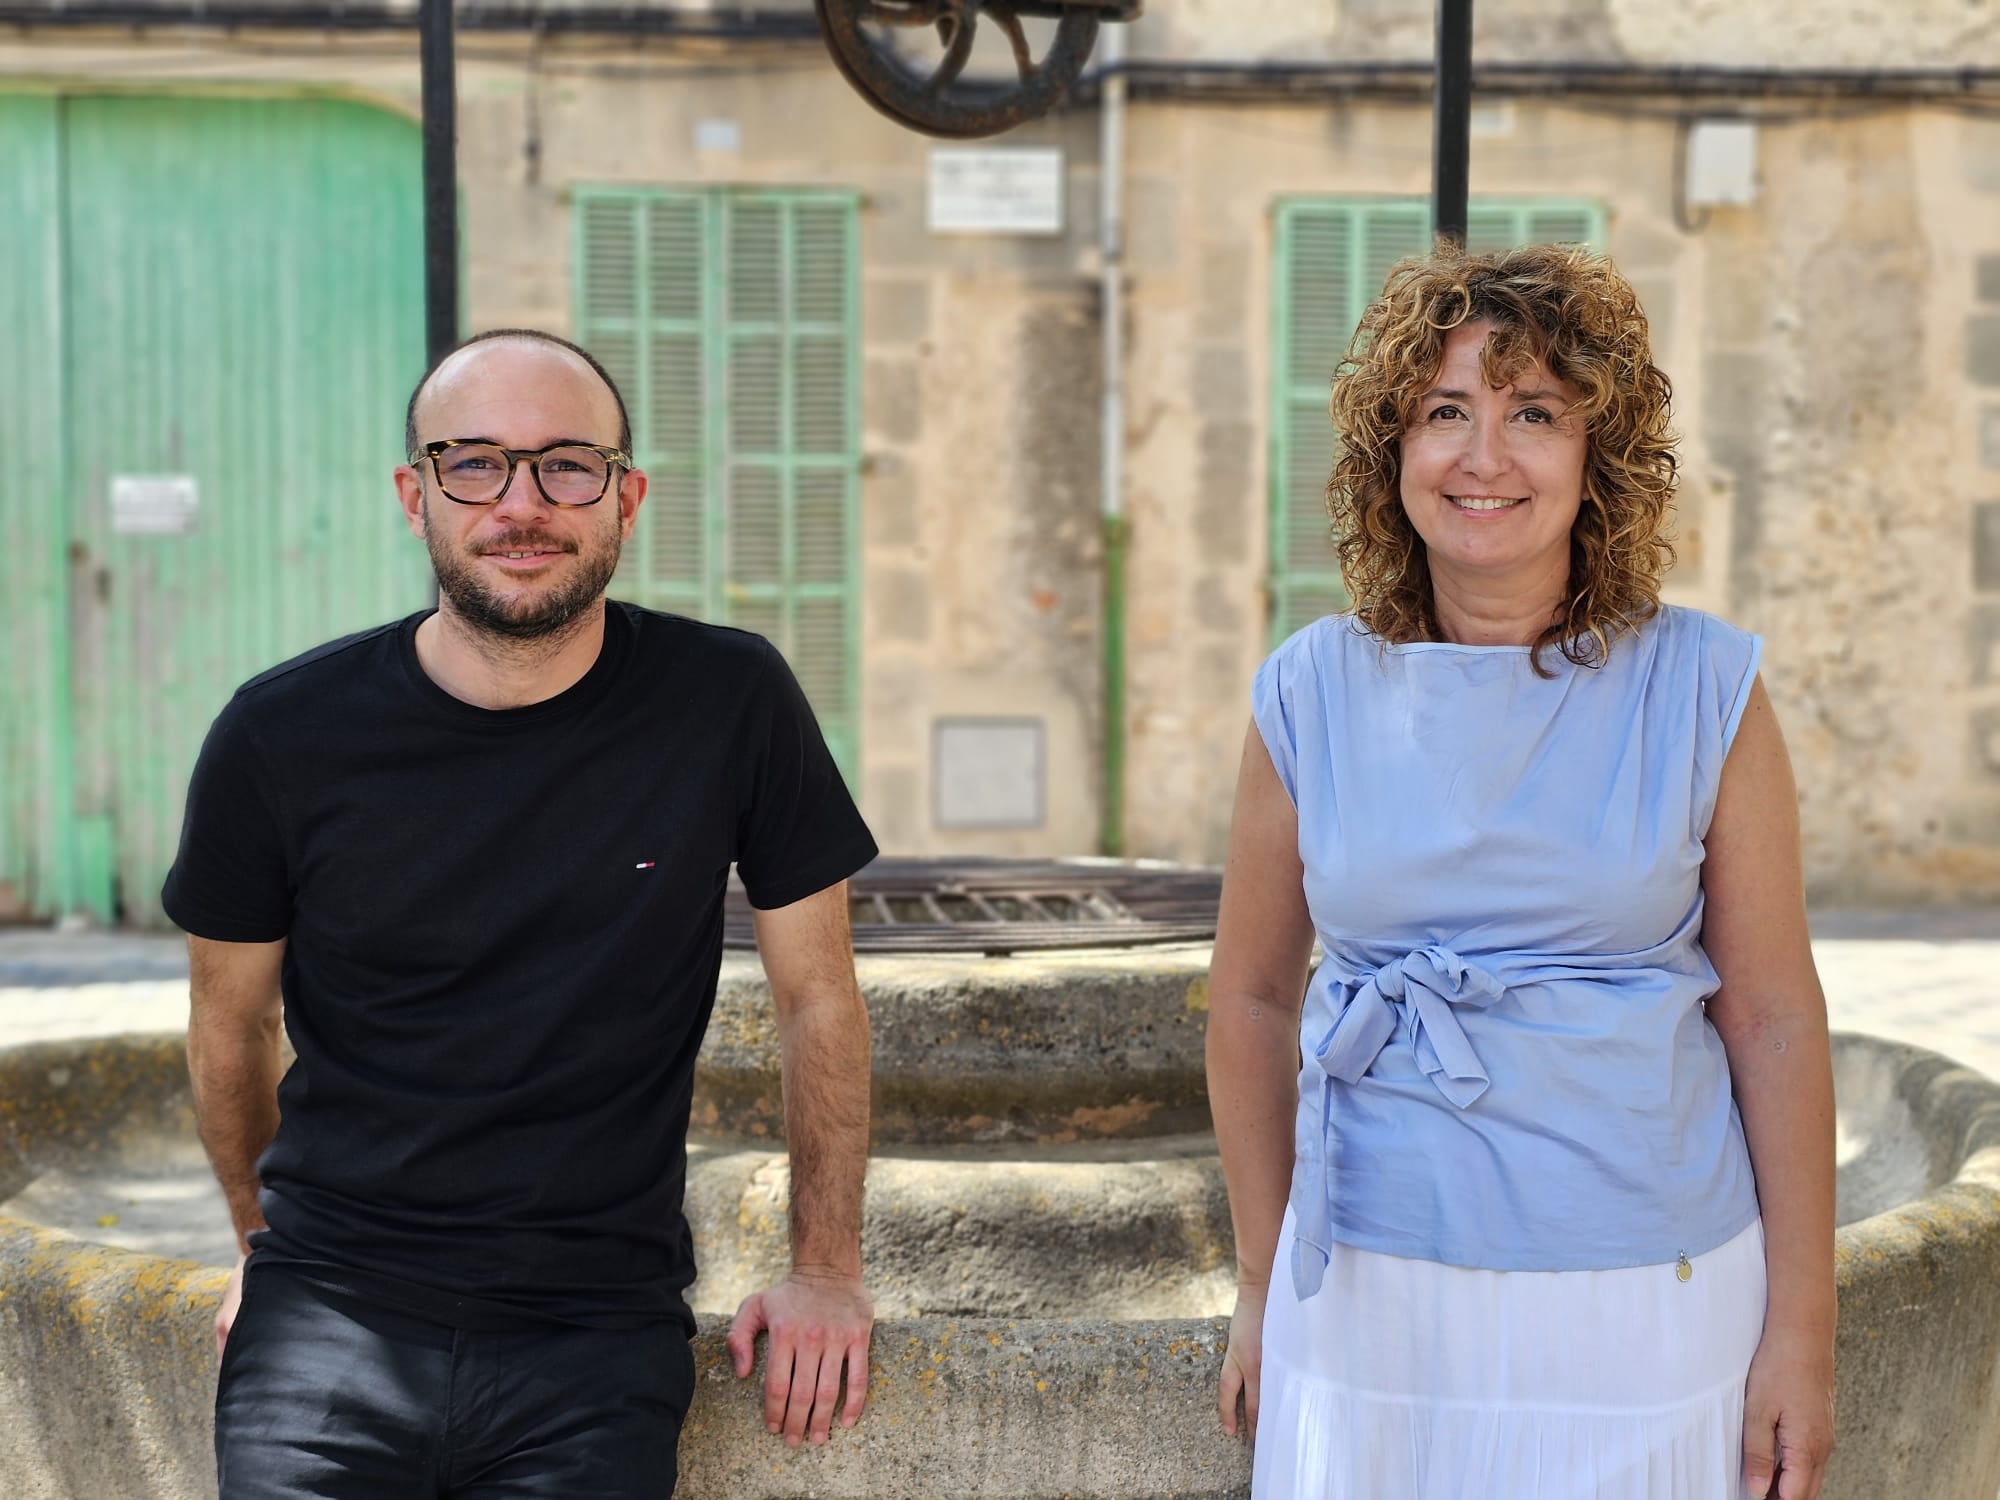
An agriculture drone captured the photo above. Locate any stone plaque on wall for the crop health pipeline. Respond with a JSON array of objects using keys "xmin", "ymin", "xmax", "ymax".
[
  {"xmin": 933, "ymin": 717, "xmax": 1046, "ymax": 829},
  {"xmin": 927, "ymin": 148, "xmax": 1064, "ymax": 235}
]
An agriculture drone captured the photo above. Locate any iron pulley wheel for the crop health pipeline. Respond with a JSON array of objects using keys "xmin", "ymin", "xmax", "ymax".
[{"xmin": 815, "ymin": 0, "xmax": 1124, "ymax": 139}]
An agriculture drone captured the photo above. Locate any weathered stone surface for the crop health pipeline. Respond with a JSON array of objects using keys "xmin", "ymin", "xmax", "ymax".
[
  {"xmin": 4, "ymin": 1032, "xmax": 2000, "ymax": 1497},
  {"xmin": 0, "ymin": 1222, "xmax": 226, "ymax": 1500},
  {"xmin": 864, "ymin": 355, "xmax": 923, "ymax": 442},
  {"xmin": 679, "ymin": 1317, "xmax": 1251, "ymax": 1500},
  {"xmin": 1973, "ymin": 705, "xmax": 2000, "ymax": 781},
  {"xmin": 1970, "ymin": 316, "xmax": 2000, "ymax": 388},
  {"xmin": 0, "ymin": 1035, "xmax": 199, "ymax": 1197},
  {"xmin": 870, "ymin": 565, "xmax": 933, "ymax": 644},
  {"xmin": 1971, "ymin": 603, "xmax": 2000, "ymax": 685},
  {"xmin": 697, "ymin": 948, "xmax": 1216, "ymax": 1145},
  {"xmin": 1608, "ymin": 0, "xmax": 2000, "ymax": 67},
  {"xmin": 860, "ymin": 454, "xmax": 921, "ymax": 548},
  {"xmin": 0, "ymin": 1230, "xmax": 1252, "ymax": 1500},
  {"xmin": 1191, "ymin": 347, "xmax": 1249, "ymax": 418},
  {"xmin": 1193, "ymin": 421, "xmax": 1256, "ymax": 565},
  {"xmin": 1823, "ymin": 1033, "xmax": 2000, "ymax": 1500},
  {"xmin": 684, "ymin": 1138, "xmax": 1233, "ymax": 1319},
  {"xmin": 865, "ymin": 277, "xmax": 933, "ymax": 346},
  {"xmin": 1975, "ymin": 500, "xmax": 2000, "ymax": 594}
]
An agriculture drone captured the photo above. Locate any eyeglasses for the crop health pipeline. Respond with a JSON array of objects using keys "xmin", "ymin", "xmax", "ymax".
[{"xmin": 412, "ymin": 439, "xmax": 631, "ymax": 508}]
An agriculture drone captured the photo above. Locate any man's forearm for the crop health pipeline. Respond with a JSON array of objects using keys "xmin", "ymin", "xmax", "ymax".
[
  {"xmin": 188, "ymin": 1013, "xmax": 284, "ymax": 1253},
  {"xmin": 777, "ymin": 985, "xmax": 871, "ymax": 1277}
]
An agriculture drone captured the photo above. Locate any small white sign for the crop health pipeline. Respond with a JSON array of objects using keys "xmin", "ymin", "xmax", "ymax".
[
  {"xmin": 110, "ymin": 475, "xmax": 198, "ymax": 535},
  {"xmin": 695, "ymin": 119, "xmax": 741, "ymax": 153},
  {"xmin": 927, "ymin": 148, "xmax": 1065, "ymax": 236},
  {"xmin": 934, "ymin": 718, "xmax": 1046, "ymax": 830},
  {"xmin": 1685, "ymin": 120, "xmax": 1758, "ymax": 207}
]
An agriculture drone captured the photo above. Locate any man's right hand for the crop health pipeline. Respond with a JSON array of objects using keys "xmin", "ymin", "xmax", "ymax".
[
  {"xmin": 1217, "ymin": 1283, "xmax": 1266, "ymax": 1440},
  {"xmin": 727, "ymin": 1269, "xmax": 874, "ymax": 1447},
  {"xmin": 216, "ymin": 1253, "xmax": 247, "ymax": 1363}
]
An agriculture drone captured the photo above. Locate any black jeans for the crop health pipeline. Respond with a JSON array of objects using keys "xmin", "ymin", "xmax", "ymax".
[{"xmin": 215, "ymin": 1264, "xmax": 694, "ymax": 1499}]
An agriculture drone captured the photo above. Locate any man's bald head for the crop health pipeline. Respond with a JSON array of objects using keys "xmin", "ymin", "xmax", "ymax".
[{"xmin": 405, "ymin": 329, "xmax": 632, "ymax": 459}]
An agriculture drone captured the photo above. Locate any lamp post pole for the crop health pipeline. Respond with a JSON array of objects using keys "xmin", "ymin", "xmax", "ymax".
[
  {"xmin": 420, "ymin": 0, "xmax": 459, "ymax": 365},
  {"xmin": 1432, "ymin": 0, "xmax": 1472, "ymax": 246}
]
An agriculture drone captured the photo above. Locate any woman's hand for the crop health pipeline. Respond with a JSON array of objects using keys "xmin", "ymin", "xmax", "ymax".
[
  {"xmin": 1217, "ymin": 1283, "xmax": 1268, "ymax": 1441},
  {"xmin": 1741, "ymin": 1322, "xmax": 1835, "ymax": 1498}
]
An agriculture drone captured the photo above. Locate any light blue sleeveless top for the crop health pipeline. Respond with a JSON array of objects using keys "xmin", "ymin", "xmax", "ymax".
[{"xmin": 1252, "ymin": 604, "xmax": 1764, "ymax": 1298}]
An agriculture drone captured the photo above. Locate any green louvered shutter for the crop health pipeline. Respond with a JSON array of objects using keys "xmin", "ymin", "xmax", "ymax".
[
  {"xmin": 1268, "ymin": 197, "xmax": 1603, "ymax": 646},
  {"xmin": 644, "ymin": 193, "xmax": 711, "ymax": 620},
  {"xmin": 1269, "ymin": 201, "xmax": 1428, "ymax": 643},
  {"xmin": 575, "ymin": 191, "xmax": 711, "ymax": 617},
  {"xmin": 576, "ymin": 188, "xmax": 859, "ymax": 782},
  {"xmin": 1466, "ymin": 201, "xmax": 1602, "ymax": 255}
]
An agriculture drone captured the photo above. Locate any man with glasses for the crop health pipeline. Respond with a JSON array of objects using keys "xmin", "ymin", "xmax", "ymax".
[{"xmin": 164, "ymin": 329, "xmax": 878, "ymax": 1498}]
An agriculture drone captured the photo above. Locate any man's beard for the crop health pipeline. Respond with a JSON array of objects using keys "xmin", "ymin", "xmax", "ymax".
[{"xmin": 425, "ymin": 500, "xmax": 622, "ymax": 642}]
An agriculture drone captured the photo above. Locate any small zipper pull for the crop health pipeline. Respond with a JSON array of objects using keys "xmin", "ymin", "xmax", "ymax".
[{"xmin": 1676, "ymin": 1250, "xmax": 1693, "ymax": 1283}]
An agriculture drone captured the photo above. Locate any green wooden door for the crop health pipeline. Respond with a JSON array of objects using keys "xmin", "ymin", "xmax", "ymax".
[
  {"xmin": 0, "ymin": 95, "xmax": 74, "ymax": 922},
  {"xmin": 575, "ymin": 188, "xmax": 862, "ymax": 784},
  {"xmin": 1268, "ymin": 198, "xmax": 1605, "ymax": 645},
  {"xmin": 0, "ymin": 94, "xmax": 430, "ymax": 926}
]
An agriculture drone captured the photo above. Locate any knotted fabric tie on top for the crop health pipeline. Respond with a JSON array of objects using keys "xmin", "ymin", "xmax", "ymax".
[{"xmin": 1290, "ymin": 945, "xmax": 1508, "ymax": 1300}]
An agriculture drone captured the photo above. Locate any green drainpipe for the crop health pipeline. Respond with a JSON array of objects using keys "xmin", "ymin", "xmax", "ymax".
[{"xmin": 1099, "ymin": 513, "xmax": 1130, "ymax": 857}]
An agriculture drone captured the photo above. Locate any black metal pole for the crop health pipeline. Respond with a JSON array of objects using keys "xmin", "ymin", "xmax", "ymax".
[
  {"xmin": 1432, "ymin": 0, "xmax": 1472, "ymax": 246},
  {"xmin": 420, "ymin": 0, "xmax": 459, "ymax": 366}
]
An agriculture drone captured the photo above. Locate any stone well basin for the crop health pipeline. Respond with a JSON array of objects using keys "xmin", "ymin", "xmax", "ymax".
[{"xmin": 2, "ymin": 1011, "xmax": 1999, "ymax": 1498}]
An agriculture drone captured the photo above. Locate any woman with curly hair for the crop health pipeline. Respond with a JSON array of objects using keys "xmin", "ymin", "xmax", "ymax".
[{"xmin": 1206, "ymin": 242, "xmax": 1836, "ymax": 1499}]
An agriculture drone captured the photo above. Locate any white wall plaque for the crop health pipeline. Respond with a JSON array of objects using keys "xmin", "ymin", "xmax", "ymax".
[
  {"xmin": 110, "ymin": 475, "xmax": 198, "ymax": 535},
  {"xmin": 927, "ymin": 148, "xmax": 1065, "ymax": 236},
  {"xmin": 695, "ymin": 119, "xmax": 741, "ymax": 153},
  {"xmin": 1685, "ymin": 120, "xmax": 1758, "ymax": 207},
  {"xmin": 934, "ymin": 717, "xmax": 1046, "ymax": 830}
]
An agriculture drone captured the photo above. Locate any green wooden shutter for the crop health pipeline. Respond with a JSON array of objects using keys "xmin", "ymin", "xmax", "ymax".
[
  {"xmin": 1269, "ymin": 201, "xmax": 1428, "ymax": 643},
  {"xmin": 575, "ymin": 190, "xmax": 712, "ymax": 617},
  {"xmin": 577, "ymin": 188, "xmax": 859, "ymax": 782},
  {"xmin": 1466, "ymin": 201, "xmax": 1602, "ymax": 255},
  {"xmin": 1268, "ymin": 197, "xmax": 1603, "ymax": 646}
]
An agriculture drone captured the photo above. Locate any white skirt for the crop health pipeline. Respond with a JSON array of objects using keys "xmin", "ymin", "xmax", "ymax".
[{"xmin": 1253, "ymin": 1210, "xmax": 1767, "ymax": 1500}]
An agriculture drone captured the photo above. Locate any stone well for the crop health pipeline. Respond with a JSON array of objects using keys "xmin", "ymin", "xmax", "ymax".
[
  {"xmin": 690, "ymin": 944, "xmax": 1232, "ymax": 1321},
  {"xmin": 2, "ymin": 992, "xmax": 1999, "ymax": 1494}
]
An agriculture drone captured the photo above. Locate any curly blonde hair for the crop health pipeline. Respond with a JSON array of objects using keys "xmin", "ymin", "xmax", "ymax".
[{"xmin": 1326, "ymin": 240, "xmax": 1677, "ymax": 672}]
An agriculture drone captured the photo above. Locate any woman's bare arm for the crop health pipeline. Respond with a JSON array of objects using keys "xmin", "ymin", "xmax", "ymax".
[
  {"xmin": 1207, "ymin": 721, "xmax": 1317, "ymax": 1436},
  {"xmin": 1700, "ymin": 676, "xmax": 1837, "ymax": 1499}
]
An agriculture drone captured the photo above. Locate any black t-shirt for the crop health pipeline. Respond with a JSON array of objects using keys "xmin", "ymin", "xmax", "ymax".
[{"xmin": 162, "ymin": 602, "xmax": 877, "ymax": 1332}]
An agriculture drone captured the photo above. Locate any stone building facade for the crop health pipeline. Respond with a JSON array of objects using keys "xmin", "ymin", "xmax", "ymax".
[{"xmin": 3, "ymin": 0, "xmax": 1998, "ymax": 912}]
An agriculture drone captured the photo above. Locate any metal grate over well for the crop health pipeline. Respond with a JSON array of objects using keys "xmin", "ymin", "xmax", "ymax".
[{"xmin": 724, "ymin": 857, "xmax": 1222, "ymax": 954}]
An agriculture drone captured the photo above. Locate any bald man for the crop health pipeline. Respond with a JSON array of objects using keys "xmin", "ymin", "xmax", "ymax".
[{"xmin": 166, "ymin": 329, "xmax": 878, "ymax": 1499}]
